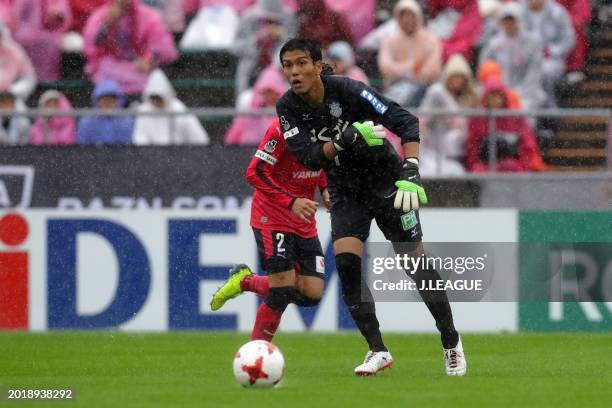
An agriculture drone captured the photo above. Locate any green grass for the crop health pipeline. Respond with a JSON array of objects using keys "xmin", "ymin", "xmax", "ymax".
[{"xmin": 0, "ymin": 332, "xmax": 611, "ymax": 407}]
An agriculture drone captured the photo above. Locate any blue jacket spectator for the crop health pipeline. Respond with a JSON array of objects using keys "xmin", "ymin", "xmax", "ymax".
[{"xmin": 77, "ymin": 79, "xmax": 134, "ymax": 144}]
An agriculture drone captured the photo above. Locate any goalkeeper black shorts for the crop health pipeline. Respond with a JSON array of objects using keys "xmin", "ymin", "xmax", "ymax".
[{"xmin": 330, "ymin": 195, "xmax": 423, "ymax": 243}]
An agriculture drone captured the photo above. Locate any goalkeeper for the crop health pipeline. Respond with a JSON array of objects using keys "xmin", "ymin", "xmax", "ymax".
[{"xmin": 275, "ymin": 38, "xmax": 467, "ymax": 376}]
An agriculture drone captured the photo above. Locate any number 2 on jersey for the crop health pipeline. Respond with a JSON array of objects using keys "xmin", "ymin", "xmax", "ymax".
[{"xmin": 276, "ymin": 233, "xmax": 285, "ymax": 253}]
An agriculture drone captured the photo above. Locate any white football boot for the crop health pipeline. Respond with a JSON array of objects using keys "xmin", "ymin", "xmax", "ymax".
[
  {"xmin": 443, "ymin": 337, "xmax": 467, "ymax": 376},
  {"xmin": 354, "ymin": 350, "xmax": 394, "ymax": 376}
]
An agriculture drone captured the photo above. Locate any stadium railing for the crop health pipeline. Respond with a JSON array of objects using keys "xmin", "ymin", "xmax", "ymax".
[{"xmin": 1, "ymin": 107, "xmax": 611, "ymax": 174}]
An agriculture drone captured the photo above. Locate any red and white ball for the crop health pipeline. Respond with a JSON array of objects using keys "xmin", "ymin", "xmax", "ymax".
[{"xmin": 233, "ymin": 340, "xmax": 285, "ymax": 388}]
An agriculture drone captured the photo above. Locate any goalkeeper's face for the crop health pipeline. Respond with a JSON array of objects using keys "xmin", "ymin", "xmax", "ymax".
[{"xmin": 281, "ymin": 50, "xmax": 323, "ymax": 96}]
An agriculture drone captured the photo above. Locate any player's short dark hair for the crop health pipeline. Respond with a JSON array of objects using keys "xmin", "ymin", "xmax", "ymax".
[
  {"xmin": 279, "ymin": 38, "xmax": 323, "ymax": 64},
  {"xmin": 279, "ymin": 38, "xmax": 336, "ymax": 75}
]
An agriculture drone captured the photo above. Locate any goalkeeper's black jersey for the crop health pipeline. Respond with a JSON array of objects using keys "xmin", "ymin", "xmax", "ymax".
[{"xmin": 276, "ymin": 75, "xmax": 420, "ymax": 205}]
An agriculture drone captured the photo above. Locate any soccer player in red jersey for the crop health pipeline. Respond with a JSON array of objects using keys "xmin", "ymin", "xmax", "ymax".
[{"xmin": 210, "ymin": 118, "xmax": 329, "ymax": 342}]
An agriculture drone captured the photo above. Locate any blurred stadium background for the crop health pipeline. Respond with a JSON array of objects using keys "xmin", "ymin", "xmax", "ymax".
[{"xmin": 1, "ymin": 0, "xmax": 611, "ymax": 406}]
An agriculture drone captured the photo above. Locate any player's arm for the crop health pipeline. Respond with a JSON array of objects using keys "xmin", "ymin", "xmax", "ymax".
[
  {"xmin": 332, "ymin": 80, "xmax": 418, "ymax": 152},
  {"xmin": 345, "ymin": 78, "xmax": 427, "ymax": 211},
  {"xmin": 277, "ymin": 99, "xmax": 356, "ymax": 167},
  {"xmin": 345, "ymin": 78, "xmax": 420, "ymax": 145},
  {"xmin": 276, "ymin": 97, "xmax": 383, "ymax": 166},
  {"xmin": 276, "ymin": 102, "xmax": 335, "ymax": 169},
  {"xmin": 245, "ymin": 123, "xmax": 318, "ymax": 222},
  {"xmin": 393, "ymin": 141, "xmax": 427, "ymax": 211}
]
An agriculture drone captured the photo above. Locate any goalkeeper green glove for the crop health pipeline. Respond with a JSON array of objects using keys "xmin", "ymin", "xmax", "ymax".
[
  {"xmin": 333, "ymin": 121, "xmax": 386, "ymax": 151},
  {"xmin": 394, "ymin": 157, "xmax": 428, "ymax": 212}
]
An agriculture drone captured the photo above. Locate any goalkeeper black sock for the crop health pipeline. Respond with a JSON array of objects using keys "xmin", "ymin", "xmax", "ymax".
[
  {"xmin": 336, "ymin": 253, "xmax": 388, "ymax": 352},
  {"xmin": 411, "ymin": 264, "xmax": 459, "ymax": 349}
]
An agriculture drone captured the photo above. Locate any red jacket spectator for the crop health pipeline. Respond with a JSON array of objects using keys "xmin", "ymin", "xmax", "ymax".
[
  {"xmin": 225, "ymin": 65, "xmax": 287, "ymax": 145},
  {"xmin": 29, "ymin": 90, "xmax": 76, "ymax": 145},
  {"xmin": 297, "ymin": 0, "xmax": 353, "ymax": 48},
  {"xmin": 0, "ymin": 20, "xmax": 37, "ymax": 100},
  {"xmin": 426, "ymin": 0, "xmax": 483, "ymax": 64},
  {"xmin": 556, "ymin": 0, "xmax": 591, "ymax": 72},
  {"xmin": 466, "ymin": 79, "xmax": 537, "ymax": 172},
  {"xmin": 69, "ymin": 0, "xmax": 109, "ymax": 33},
  {"xmin": 477, "ymin": 59, "xmax": 522, "ymax": 110}
]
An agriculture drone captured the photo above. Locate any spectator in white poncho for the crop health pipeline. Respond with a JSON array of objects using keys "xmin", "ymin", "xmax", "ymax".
[
  {"xmin": 478, "ymin": 2, "xmax": 545, "ymax": 111},
  {"xmin": 521, "ymin": 0, "xmax": 575, "ymax": 106},
  {"xmin": 133, "ymin": 69, "xmax": 210, "ymax": 145}
]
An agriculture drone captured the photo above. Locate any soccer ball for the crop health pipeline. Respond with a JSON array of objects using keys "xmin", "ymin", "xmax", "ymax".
[{"xmin": 233, "ymin": 340, "xmax": 285, "ymax": 388}]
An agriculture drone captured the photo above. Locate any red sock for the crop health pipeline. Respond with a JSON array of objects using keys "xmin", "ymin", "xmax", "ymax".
[
  {"xmin": 251, "ymin": 302, "xmax": 283, "ymax": 341},
  {"xmin": 240, "ymin": 275, "xmax": 269, "ymax": 297}
]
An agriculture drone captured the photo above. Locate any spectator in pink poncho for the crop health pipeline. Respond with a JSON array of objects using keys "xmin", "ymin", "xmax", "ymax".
[
  {"xmin": 326, "ymin": 0, "xmax": 374, "ymax": 44},
  {"xmin": 378, "ymin": 0, "xmax": 442, "ymax": 106},
  {"xmin": 425, "ymin": 0, "xmax": 483, "ymax": 64},
  {"xmin": 13, "ymin": 0, "xmax": 72, "ymax": 82},
  {"xmin": 225, "ymin": 65, "xmax": 286, "ymax": 145},
  {"xmin": 182, "ymin": 0, "xmax": 197, "ymax": 16},
  {"xmin": 140, "ymin": 0, "xmax": 185, "ymax": 33},
  {"xmin": 29, "ymin": 90, "xmax": 76, "ymax": 144},
  {"xmin": 0, "ymin": 0, "xmax": 15, "ymax": 32},
  {"xmin": 83, "ymin": 0, "xmax": 178, "ymax": 96},
  {"xmin": 0, "ymin": 20, "xmax": 37, "ymax": 101}
]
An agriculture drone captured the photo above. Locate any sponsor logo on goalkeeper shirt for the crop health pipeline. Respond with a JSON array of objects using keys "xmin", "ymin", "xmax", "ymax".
[
  {"xmin": 329, "ymin": 102, "xmax": 342, "ymax": 118},
  {"xmin": 400, "ymin": 211, "xmax": 418, "ymax": 231},
  {"xmin": 280, "ymin": 116, "xmax": 290, "ymax": 130},
  {"xmin": 283, "ymin": 127, "xmax": 299, "ymax": 139},
  {"xmin": 360, "ymin": 90, "xmax": 388, "ymax": 114}
]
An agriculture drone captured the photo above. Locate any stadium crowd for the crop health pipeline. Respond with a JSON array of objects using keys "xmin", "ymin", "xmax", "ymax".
[{"xmin": 0, "ymin": 0, "xmax": 607, "ymax": 173}]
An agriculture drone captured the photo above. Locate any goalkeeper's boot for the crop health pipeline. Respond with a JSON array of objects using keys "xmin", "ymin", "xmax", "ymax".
[
  {"xmin": 354, "ymin": 350, "xmax": 394, "ymax": 376},
  {"xmin": 444, "ymin": 336, "xmax": 467, "ymax": 376},
  {"xmin": 210, "ymin": 264, "xmax": 253, "ymax": 311}
]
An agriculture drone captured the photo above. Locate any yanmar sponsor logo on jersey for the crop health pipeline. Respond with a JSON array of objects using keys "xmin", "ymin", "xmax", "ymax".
[{"xmin": 292, "ymin": 170, "xmax": 321, "ymax": 179}]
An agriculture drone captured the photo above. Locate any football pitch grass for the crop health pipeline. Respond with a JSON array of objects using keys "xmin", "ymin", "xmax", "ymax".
[{"xmin": 1, "ymin": 332, "xmax": 611, "ymax": 407}]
